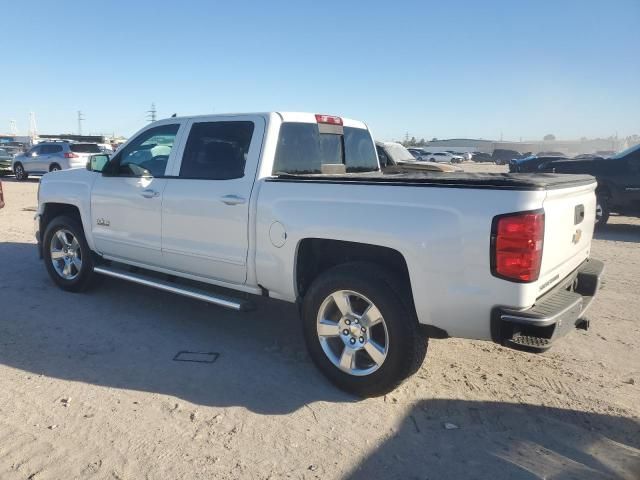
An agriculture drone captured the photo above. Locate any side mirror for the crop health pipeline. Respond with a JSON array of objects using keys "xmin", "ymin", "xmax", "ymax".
[{"xmin": 87, "ymin": 154, "xmax": 110, "ymax": 173}]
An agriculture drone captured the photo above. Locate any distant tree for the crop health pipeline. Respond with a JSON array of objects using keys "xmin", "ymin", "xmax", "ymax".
[
  {"xmin": 543, "ymin": 134, "xmax": 556, "ymax": 141},
  {"xmin": 418, "ymin": 138, "xmax": 426, "ymax": 146},
  {"xmin": 431, "ymin": 137, "xmax": 438, "ymax": 142}
]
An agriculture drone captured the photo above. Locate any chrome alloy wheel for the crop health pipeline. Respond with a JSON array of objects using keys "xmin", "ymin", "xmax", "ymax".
[
  {"xmin": 14, "ymin": 164, "xmax": 25, "ymax": 179},
  {"xmin": 316, "ymin": 290, "xmax": 389, "ymax": 376},
  {"xmin": 50, "ymin": 229, "xmax": 82, "ymax": 280}
]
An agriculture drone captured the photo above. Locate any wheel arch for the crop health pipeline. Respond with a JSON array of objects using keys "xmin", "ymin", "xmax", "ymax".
[
  {"xmin": 295, "ymin": 238, "xmax": 413, "ymax": 305},
  {"xmin": 39, "ymin": 203, "xmax": 90, "ymax": 256}
]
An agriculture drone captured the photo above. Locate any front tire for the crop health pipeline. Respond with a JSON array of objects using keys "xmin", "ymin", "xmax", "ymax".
[
  {"xmin": 13, "ymin": 163, "xmax": 28, "ymax": 181},
  {"xmin": 302, "ymin": 262, "xmax": 428, "ymax": 397},
  {"xmin": 42, "ymin": 216, "xmax": 97, "ymax": 292}
]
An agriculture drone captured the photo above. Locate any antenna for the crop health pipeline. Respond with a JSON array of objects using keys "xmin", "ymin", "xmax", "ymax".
[
  {"xmin": 28, "ymin": 112, "xmax": 38, "ymax": 141},
  {"xmin": 9, "ymin": 120, "xmax": 18, "ymax": 135},
  {"xmin": 77, "ymin": 110, "xmax": 85, "ymax": 135},
  {"xmin": 147, "ymin": 103, "xmax": 157, "ymax": 122}
]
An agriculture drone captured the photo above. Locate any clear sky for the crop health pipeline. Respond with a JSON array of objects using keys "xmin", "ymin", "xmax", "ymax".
[{"xmin": 2, "ymin": 0, "xmax": 638, "ymax": 141}]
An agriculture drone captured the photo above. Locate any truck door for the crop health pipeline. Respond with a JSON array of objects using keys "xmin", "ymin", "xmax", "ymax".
[
  {"xmin": 161, "ymin": 115, "xmax": 265, "ymax": 284},
  {"xmin": 90, "ymin": 121, "xmax": 185, "ymax": 267}
]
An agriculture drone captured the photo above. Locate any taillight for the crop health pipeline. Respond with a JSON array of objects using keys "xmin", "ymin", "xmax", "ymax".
[
  {"xmin": 491, "ymin": 210, "xmax": 544, "ymax": 282},
  {"xmin": 315, "ymin": 114, "xmax": 343, "ymax": 126},
  {"xmin": 64, "ymin": 152, "xmax": 78, "ymax": 158}
]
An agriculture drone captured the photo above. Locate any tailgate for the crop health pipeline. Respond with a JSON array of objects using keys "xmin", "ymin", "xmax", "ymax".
[{"xmin": 537, "ymin": 181, "xmax": 597, "ymax": 296}]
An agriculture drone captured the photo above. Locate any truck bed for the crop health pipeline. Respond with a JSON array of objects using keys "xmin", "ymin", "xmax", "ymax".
[{"xmin": 271, "ymin": 172, "xmax": 596, "ymax": 191}]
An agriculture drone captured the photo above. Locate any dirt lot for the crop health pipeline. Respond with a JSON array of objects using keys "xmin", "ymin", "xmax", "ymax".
[{"xmin": 0, "ymin": 168, "xmax": 638, "ymax": 480}]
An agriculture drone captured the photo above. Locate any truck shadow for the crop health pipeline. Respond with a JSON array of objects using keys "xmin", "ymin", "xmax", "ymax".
[
  {"xmin": 594, "ymin": 221, "xmax": 640, "ymax": 244},
  {"xmin": 0, "ymin": 176, "xmax": 40, "ymax": 183},
  {"xmin": 347, "ymin": 399, "xmax": 640, "ymax": 480},
  {"xmin": 0, "ymin": 241, "xmax": 350, "ymax": 415}
]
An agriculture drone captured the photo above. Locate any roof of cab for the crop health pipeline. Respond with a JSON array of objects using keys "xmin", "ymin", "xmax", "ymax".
[{"xmin": 154, "ymin": 112, "xmax": 368, "ymax": 130}]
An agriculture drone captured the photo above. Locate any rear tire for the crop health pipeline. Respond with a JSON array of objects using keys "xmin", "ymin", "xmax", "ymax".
[
  {"xmin": 595, "ymin": 196, "xmax": 610, "ymax": 227},
  {"xmin": 42, "ymin": 216, "xmax": 97, "ymax": 292},
  {"xmin": 49, "ymin": 163, "xmax": 61, "ymax": 172},
  {"xmin": 302, "ymin": 262, "xmax": 428, "ymax": 397},
  {"xmin": 13, "ymin": 163, "xmax": 28, "ymax": 181}
]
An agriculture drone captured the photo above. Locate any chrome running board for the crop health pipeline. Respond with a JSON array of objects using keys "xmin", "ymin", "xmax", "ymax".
[{"xmin": 93, "ymin": 266, "xmax": 253, "ymax": 311}]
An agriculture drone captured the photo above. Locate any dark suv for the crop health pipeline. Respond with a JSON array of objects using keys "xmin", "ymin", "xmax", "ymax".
[{"xmin": 539, "ymin": 144, "xmax": 640, "ymax": 226}]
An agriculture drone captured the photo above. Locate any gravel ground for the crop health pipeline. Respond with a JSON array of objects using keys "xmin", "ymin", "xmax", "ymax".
[{"xmin": 0, "ymin": 168, "xmax": 638, "ymax": 480}]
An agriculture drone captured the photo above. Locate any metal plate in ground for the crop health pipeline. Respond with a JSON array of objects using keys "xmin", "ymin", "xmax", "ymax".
[{"xmin": 173, "ymin": 351, "xmax": 220, "ymax": 363}]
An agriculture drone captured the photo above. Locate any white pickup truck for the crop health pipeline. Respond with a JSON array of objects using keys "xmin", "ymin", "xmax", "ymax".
[{"xmin": 36, "ymin": 112, "xmax": 604, "ymax": 397}]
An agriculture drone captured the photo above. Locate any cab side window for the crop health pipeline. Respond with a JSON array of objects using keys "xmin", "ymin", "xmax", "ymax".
[
  {"xmin": 109, "ymin": 124, "xmax": 180, "ymax": 177},
  {"xmin": 179, "ymin": 121, "xmax": 254, "ymax": 180},
  {"xmin": 41, "ymin": 145, "xmax": 63, "ymax": 155}
]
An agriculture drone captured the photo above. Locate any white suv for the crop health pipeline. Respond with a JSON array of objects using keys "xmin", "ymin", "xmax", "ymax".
[
  {"xmin": 424, "ymin": 152, "xmax": 464, "ymax": 164},
  {"xmin": 12, "ymin": 141, "xmax": 102, "ymax": 180}
]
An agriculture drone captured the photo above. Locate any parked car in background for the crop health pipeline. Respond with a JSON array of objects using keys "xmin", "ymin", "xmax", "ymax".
[
  {"xmin": 539, "ymin": 143, "xmax": 640, "ymax": 226},
  {"xmin": 0, "ymin": 180, "xmax": 4, "ymax": 209},
  {"xmin": 509, "ymin": 154, "xmax": 568, "ymax": 173},
  {"xmin": 35, "ymin": 112, "xmax": 603, "ymax": 397},
  {"xmin": 98, "ymin": 143, "xmax": 115, "ymax": 154},
  {"xmin": 377, "ymin": 142, "xmax": 462, "ymax": 172},
  {"xmin": 424, "ymin": 151, "xmax": 464, "ymax": 163},
  {"xmin": 407, "ymin": 147, "xmax": 430, "ymax": 160},
  {"xmin": 12, "ymin": 141, "xmax": 102, "ymax": 180},
  {"xmin": 0, "ymin": 148, "xmax": 13, "ymax": 176},
  {"xmin": 536, "ymin": 151, "xmax": 565, "ymax": 157},
  {"xmin": 596, "ymin": 151, "xmax": 616, "ymax": 158},
  {"xmin": 471, "ymin": 151, "xmax": 492, "ymax": 162},
  {"xmin": 492, "ymin": 149, "xmax": 514, "ymax": 165},
  {"xmin": 492, "ymin": 149, "xmax": 522, "ymax": 165}
]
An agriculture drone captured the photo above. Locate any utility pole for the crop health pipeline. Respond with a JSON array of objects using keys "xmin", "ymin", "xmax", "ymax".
[
  {"xmin": 9, "ymin": 120, "xmax": 18, "ymax": 135},
  {"xmin": 77, "ymin": 110, "xmax": 85, "ymax": 135},
  {"xmin": 28, "ymin": 112, "xmax": 38, "ymax": 141},
  {"xmin": 147, "ymin": 103, "xmax": 157, "ymax": 122}
]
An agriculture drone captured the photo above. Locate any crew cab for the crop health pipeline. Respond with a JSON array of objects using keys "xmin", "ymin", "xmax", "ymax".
[
  {"xmin": 35, "ymin": 112, "xmax": 604, "ymax": 397},
  {"xmin": 539, "ymin": 143, "xmax": 640, "ymax": 226}
]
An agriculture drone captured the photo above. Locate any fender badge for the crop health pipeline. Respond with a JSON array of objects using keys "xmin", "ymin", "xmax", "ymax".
[{"xmin": 97, "ymin": 218, "xmax": 110, "ymax": 227}]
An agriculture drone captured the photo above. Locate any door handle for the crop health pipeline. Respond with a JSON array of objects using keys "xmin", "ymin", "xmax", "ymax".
[
  {"xmin": 220, "ymin": 194, "xmax": 246, "ymax": 206},
  {"xmin": 141, "ymin": 189, "xmax": 160, "ymax": 198}
]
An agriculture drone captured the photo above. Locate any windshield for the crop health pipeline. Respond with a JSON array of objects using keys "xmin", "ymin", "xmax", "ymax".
[
  {"xmin": 384, "ymin": 143, "xmax": 415, "ymax": 162},
  {"xmin": 609, "ymin": 143, "xmax": 640, "ymax": 160},
  {"xmin": 70, "ymin": 143, "xmax": 101, "ymax": 153}
]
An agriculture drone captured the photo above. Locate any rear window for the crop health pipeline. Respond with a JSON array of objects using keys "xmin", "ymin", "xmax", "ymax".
[
  {"xmin": 273, "ymin": 123, "xmax": 378, "ymax": 174},
  {"xmin": 70, "ymin": 143, "xmax": 101, "ymax": 153}
]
